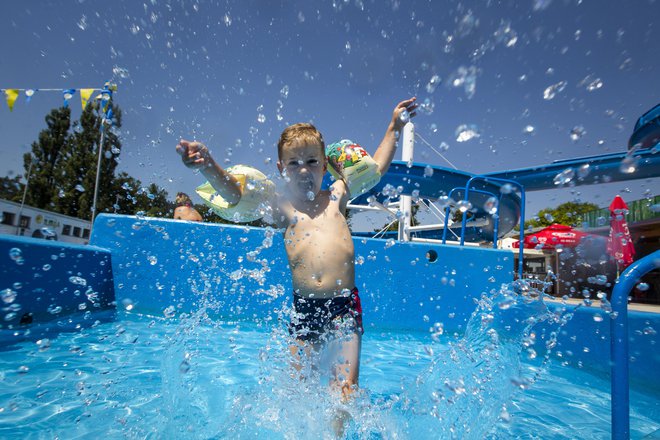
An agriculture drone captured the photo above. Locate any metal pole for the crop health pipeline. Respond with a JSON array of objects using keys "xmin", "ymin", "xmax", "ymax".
[
  {"xmin": 610, "ymin": 250, "xmax": 660, "ymax": 440},
  {"xmin": 90, "ymin": 117, "xmax": 106, "ymax": 230},
  {"xmin": 16, "ymin": 158, "xmax": 34, "ymax": 236},
  {"xmin": 398, "ymin": 122, "xmax": 414, "ymax": 241}
]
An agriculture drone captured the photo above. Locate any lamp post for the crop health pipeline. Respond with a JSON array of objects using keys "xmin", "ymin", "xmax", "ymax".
[
  {"xmin": 90, "ymin": 83, "xmax": 116, "ymax": 232},
  {"xmin": 16, "ymin": 156, "xmax": 35, "ymax": 236}
]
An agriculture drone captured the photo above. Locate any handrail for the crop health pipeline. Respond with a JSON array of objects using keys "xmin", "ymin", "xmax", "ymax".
[
  {"xmin": 461, "ymin": 176, "xmax": 526, "ymax": 279},
  {"xmin": 610, "ymin": 250, "xmax": 660, "ymax": 440}
]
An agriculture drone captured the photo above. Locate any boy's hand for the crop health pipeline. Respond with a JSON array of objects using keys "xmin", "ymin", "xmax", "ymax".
[
  {"xmin": 176, "ymin": 139, "xmax": 212, "ymax": 169},
  {"xmin": 392, "ymin": 97, "xmax": 418, "ymax": 131}
]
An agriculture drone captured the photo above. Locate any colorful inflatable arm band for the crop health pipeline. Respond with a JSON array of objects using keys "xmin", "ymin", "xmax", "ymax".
[
  {"xmin": 325, "ymin": 139, "xmax": 381, "ymax": 197},
  {"xmin": 195, "ymin": 164, "xmax": 275, "ymax": 223}
]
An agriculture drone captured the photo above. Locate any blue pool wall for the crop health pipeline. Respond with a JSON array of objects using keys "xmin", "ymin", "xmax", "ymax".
[
  {"xmin": 0, "ymin": 235, "xmax": 115, "ymax": 332},
  {"xmin": 1, "ymin": 213, "xmax": 658, "ymax": 390},
  {"xmin": 89, "ymin": 214, "xmax": 513, "ymax": 333}
]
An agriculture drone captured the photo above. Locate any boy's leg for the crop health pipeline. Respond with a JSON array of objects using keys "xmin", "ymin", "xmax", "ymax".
[{"xmin": 330, "ymin": 330, "xmax": 362, "ymax": 399}]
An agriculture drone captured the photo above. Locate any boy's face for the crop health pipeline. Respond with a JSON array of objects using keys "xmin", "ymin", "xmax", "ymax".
[{"xmin": 277, "ymin": 140, "xmax": 327, "ymax": 201}]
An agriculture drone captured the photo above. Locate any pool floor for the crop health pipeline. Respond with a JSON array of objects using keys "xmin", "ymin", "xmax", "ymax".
[{"xmin": 0, "ymin": 312, "xmax": 658, "ymax": 439}]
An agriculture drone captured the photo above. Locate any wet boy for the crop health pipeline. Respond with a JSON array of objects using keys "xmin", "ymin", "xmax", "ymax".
[{"xmin": 176, "ymin": 97, "xmax": 416, "ymax": 404}]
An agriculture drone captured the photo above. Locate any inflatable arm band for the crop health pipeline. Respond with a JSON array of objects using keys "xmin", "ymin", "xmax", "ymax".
[
  {"xmin": 325, "ymin": 140, "xmax": 381, "ymax": 197},
  {"xmin": 195, "ymin": 164, "xmax": 275, "ymax": 223}
]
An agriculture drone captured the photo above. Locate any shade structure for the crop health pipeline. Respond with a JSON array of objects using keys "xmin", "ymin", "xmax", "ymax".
[
  {"xmin": 513, "ymin": 224, "xmax": 592, "ymax": 250},
  {"xmin": 606, "ymin": 195, "xmax": 635, "ymax": 269}
]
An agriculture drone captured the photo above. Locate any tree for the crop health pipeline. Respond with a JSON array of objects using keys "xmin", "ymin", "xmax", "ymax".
[
  {"xmin": 111, "ymin": 173, "xmax": 173, "ymax": 217},
  {"xmin": 0, "ymin": 175, "xmax": 24, "ymax": 202},
  {"xmin": 54, "ymin": 102, "xmax": 123, "ymax": 220},
  {"xmin": 523, "ymin": 201, "xmax": 600, "ymax": 230},
  {"xmin": 22, "ymin": 107, "xmax": 71, "ymax": 210}
]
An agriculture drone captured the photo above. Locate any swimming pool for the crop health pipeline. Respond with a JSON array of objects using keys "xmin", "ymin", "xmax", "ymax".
[
  {"xmin": 1, "ymin": 306, "xmax": 658, "ymax": 439},
  {"xmin": 1, "ymin": 214, "xmax": 659, "ymax": 438}
]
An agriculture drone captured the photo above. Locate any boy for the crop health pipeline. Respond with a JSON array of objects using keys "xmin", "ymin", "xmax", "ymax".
[{"xmin": 175, "ymin": 97, "xmax": 416, "ymax": 405}]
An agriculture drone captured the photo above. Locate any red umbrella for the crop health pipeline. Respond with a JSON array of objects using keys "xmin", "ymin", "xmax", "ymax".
[
  {"xmin": 513, "ymin": 224, "xmax": 591, "ymax": 249},
  {"xmin": 606, "ymin": 195, "xmax": 635, "ymax": 270}
]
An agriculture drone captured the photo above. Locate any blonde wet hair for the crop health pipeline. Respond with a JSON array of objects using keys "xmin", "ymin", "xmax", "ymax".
[
  {"xmin": 175, "ymin": 192, "xmax": 192, "ymax": 207},
  {"xmin": 277, "ymin": 123, "xmax": 325, "ymax": 159}
]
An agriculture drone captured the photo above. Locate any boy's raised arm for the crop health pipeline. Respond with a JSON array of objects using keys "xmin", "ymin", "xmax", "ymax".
[
  {"xmin": 372, "ymin": 97, "xmax": 418, "ymax": 175},
  {"xmin": 176, "ymin": 139, "xmax": 242, "ymax": 205}
]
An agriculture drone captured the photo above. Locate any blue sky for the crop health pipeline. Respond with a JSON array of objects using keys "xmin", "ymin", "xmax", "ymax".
[{"xmin": 1, "ymin": 0, "xmax": 658, "ymax": 224}]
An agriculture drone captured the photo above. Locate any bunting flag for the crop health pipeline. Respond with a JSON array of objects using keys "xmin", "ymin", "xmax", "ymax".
[
  {"xmin": 79, "ymin": 88, "xmax": 94, "ymax": 110},
  {"xmin": 4, "ymin": 89, "xmax": 19, "ymax": 111},
  {"xmin": 62, "ymin": 89, "xmax": 76, "ymax": 108},
  {"xmin": 1, "ymin": 84, "xmax": 117, "ymax": 112},
  {"xmin": 25, "ymin": 89, "xmax": 35, "ymax": 104}
]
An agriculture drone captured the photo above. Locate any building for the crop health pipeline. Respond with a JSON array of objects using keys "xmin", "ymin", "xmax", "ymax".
[{"xmin": 0, "ymin": 198, "xmax": 92, "ymax": 245}]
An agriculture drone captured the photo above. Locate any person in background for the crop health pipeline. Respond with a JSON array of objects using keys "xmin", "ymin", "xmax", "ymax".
[{"xmin": 173, "ymin": 192, "xmax": 203, "ymax": 222}]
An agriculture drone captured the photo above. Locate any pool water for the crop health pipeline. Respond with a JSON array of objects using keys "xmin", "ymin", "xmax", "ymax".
[{"xmin": 1, "ymin": 305, "xmax": 658, "ymax": 439}]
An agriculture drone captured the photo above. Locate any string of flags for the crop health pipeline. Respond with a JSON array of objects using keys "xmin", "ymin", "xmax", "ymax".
[{"xmin": 2, "ymin": 82, "xmax": 117, "ymax": 112}]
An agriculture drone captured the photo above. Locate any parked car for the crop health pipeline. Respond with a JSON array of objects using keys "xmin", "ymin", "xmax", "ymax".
[{"xmin": 32, "ymin": 227, "xmax": 58, "ymax": 240}]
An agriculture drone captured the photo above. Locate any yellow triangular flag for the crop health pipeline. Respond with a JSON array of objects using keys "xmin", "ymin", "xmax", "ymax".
[
  {"xmin": 80, "ymin": 89, "xmax": 94, "ymax": 110},
  {"xmin": 4, "ymin": 89, "xmax": 19, "ymax": 111}
]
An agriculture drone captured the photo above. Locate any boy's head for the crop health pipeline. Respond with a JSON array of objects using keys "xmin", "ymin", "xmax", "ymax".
[
  {"xmin": 277, "ymin": 123, "xmax": 328, "ymax": 201},
  {"xmin": 277, "ymin": 123, "xmax": 325, "ymax": 160}
]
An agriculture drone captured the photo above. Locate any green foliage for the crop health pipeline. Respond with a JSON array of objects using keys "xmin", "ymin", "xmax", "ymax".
[
  {"xmin": 0, "ymin": 175, "xmax": 23, "ymax": 202},
  {"xmin": 523, "ymin": 201, "xmax": 600, "ymax": 230},
  {"xmin": 22, "ymin": 107, "xmax": 72, "ymax": 210},
  {"xmin": 8, "ymin": 103, "xmax": 173, "ymax": 221}
]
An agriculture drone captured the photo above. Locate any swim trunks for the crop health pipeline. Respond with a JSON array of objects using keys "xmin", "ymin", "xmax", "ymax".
[{"xmin": 289, "ymin": 287, "xmax": 364, "ymax": 342}]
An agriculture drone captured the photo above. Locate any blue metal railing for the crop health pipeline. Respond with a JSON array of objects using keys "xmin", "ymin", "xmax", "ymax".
[
  {"xmin": 610, "ymin": 250, "xmax": 660, "ymax": 440},
  {"xmin": 440, "ymin": 187, "xmax": 501, "ymax": 249},
  {"xmin": 459, "ymin": 176, "xmax": 526, "ymax": 279}
]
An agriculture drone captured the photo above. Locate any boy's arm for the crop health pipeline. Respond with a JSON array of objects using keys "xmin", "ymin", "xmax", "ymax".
[
  {"xmin": 176, "ymin": 139, "xmax": 242, "ymax": 205},
  {"xmin": 372, "ymin": 97, "xmax": 417, "ymax": 175}
]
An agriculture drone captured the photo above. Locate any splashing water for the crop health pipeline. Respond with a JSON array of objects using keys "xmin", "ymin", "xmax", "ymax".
[
  {"xmin": 543, "ymin": 81, "xmax": 567, "ymax": 100},
  {"xmin": 455, "ymin": 124, "xmax": 481, "ymax": 142}
]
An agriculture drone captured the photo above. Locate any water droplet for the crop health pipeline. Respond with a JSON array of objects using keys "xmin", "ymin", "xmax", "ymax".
[
  {"xmin": 48, "ymin": 305, "xmax": 62, "ymax": 315},
  {"xmin": 593, "ymin": 314, "xmax": 604, "ymax": 322},
  {"xmin": 1, "ymin": 289, "xmax": 17, "ymax": 304},
  {"xmin": 426, "ymin": 74, "xmax": 442, "ymax": 93},
  {"xmin": 163, "ymin": 305, "xmax": 176, "ymax": 318},
  {"xmin": 523, "ymin": 125, "xmax": 535, "ymax": 135},
  {"xmin": 42, "ymin": 264, "xmax": 51, "ymax": 271},
  {"xmin": 577, "ymin": 164, "xmax": 591, "ymax": 179},
  {"xmin": 112, "ymin": 66, "xmax": 130, "ymax": 79},
  {"xmin": 553, "ymin": 168, "xmax": 575, "ymax": 186},
  {"xmin": 586, "ymin": 78, "xmax": 603, "ymax": 91},
  {"xmin": 306, "ymin": 191, "xmax": 315, "ymax": 201},
  {"xmin": 37, "ymin": 338, "xmax": 51, "ymax": 351},
  {"xmin": 423, "ymin": 165, "xmax": 434, "ymax": 177},
  {"xmin": 636, "ymin": 282, "xmax": 650, "ymax": 292},
  {"xmin": 75, "ymin": 184, "xmax": 85, "ymax": 193},
  {"xmin": 344, "ymin": 41, "xmax": 351, "ymax": 54},
  {"xmin": 280, "ymin": 85, "xmax": 289, "ymax": 99},
  {"xmin": 456, "ymin": 200, "xmax": 472, "ymax": 213},
  {"xmin": 500, "ymin": 183, "xmax": 514, "ymax": 194},
  {"xmin": 69, "ymin": 276, "xmax": 87, "ymax": 287},
  {"xmin": 484, "ymin": 197, "xmax": 499, "ymax": 215},
  {"xmin": 619, "ymin": 155, "xmax": 639, "ymax": 174},
  {"xmin": 543, "ymin": 80, "xmax": 567, "ymax": 100},
  {"xmin": 570, "ymin": 126, "xmax": 586, "ymax": 141},
  {"xmin": 544, "ymin": 213, "xmax": 554, "ymax": 222},
  {"xmin": 455, "ymin": 124, "xmax": 480, "ymax": 142}
]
